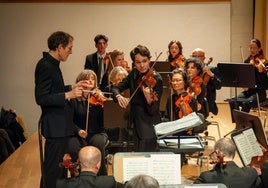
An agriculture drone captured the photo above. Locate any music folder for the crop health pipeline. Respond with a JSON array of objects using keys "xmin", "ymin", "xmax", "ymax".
[{"xmin": 154, "ymin": 112, "xmax": 204, "ymax": 139}]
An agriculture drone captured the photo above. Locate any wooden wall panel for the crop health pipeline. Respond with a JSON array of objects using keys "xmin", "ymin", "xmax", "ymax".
[{"xmin": 0, "ymin": 0, "xmax": 230, "ymax": 3}]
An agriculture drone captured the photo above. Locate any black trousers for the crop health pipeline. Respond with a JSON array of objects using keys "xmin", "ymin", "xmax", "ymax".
[
  {"xmin": 41, "ymin": 137, "xmax": 68, "ymax": 188},
  {"xmin": 66, "ymin": 133, "xmax": 108, "ymax": 175}
]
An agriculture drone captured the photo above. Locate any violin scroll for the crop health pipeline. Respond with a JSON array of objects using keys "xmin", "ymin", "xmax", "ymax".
[{"xmin": 59, "ymin": 153, "xmax": 80, "ymax": 177}]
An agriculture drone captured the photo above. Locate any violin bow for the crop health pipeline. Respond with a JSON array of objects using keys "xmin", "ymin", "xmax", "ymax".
[
  {"xmin": 240, "ymin": 46, "xmax": 245, "ymax": 62},
  {"xmin": 167, "ymin": 74, "xmax": 173, "ymax": 121},
  {"xmin": 128, "ymin": 52, "xmax": 163, "ymax": 102},
  {"xmin": 85, "ymin": 92, "xmax": 91, "ymax": 133}
]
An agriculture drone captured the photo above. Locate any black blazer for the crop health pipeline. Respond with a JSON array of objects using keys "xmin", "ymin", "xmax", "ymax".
[
  {"xmin": 56, "ymin": 171, "xmax": 124, "ymax": 188},
  {"xmin": 85, "ymin": 52, "xmax": 108, "ymax": 91},
  {"xmin": 35, "ymin": 52, "xmax": 75, "ymax": 138},
  {"xmin": 194, "ymin": 161, "xmax": 262, "ymax": 188}
]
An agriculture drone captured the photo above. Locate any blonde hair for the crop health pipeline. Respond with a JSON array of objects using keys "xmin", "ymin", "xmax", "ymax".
[
  {"xmin": 76, "ymin": 69, "xmax": 97, "ymax": 89},
  {"xmin": 109, "ymin": 66, "xmax": 128, "ymax": 84},
  {"xmin": 110, "ymin": 49, "xmax": 124, "ymax": 63}
]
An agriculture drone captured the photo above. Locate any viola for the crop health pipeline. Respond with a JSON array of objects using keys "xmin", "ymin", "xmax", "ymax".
[
  {"xmin": 59, "ymin": 153, "xmax": 79, "ymax": 177},
  {"xmin": 170, "ymin": 55, "xmax": 185, "ymax": 69},
  {"xmin": 249, "ymin": 54, "xmax": 267, "ymax": 73},
  {"xmin": 203, "ymin": 57, "xmax": 213, "ymax": 85},
  {"xmin": 175, "ymin": 92, "xmax": 193, "ymax": 118}
]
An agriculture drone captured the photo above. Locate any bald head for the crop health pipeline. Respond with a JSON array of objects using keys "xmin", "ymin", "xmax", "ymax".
[
  {"xmin": 192, "ymin": 48, "xmax": 206, "ymax": 62},
  {"xmin": 79, "ymin": 146, "xmax": 101, "ymax": 173}
]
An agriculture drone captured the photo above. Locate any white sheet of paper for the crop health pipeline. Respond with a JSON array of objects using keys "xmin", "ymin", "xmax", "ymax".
[{"xmin": 122, "ymin": 154, "xmax": 181, "ymax": 185}]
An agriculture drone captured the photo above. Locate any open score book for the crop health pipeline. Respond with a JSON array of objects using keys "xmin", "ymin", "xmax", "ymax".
[{"xmin": 231, "ymin": 127, "xmax": 263, "ymax": 166}]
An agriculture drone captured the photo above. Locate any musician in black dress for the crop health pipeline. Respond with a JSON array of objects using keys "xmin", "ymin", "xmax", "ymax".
[{"xmin": 67, "ymin": 70, "xmax": 108, "ymax": 175}]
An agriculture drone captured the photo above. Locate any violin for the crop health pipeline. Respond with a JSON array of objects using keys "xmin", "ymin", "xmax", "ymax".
[
  {"xmin": 137, "ymin": 69, "xmax": 158, "ymax": 101},
  {"xmin": 129, "ymin": 52, "xmax": 162, "ymax": 102},
  {"xmin": 170, "ymin": 55, "xmax": 185, "ymax": 69},
  {"xmin": 175, "ymin": 92, "xmax": 193, "ymax": 118},
  {"xmin": 203, "ymin": 57, "xmax": 213, "ymax": 85},
  {"xmin": 103, "ymin": 52, "xmax": 115, "ymax": 74},
  {"xmin": 189, "ymin": 76, "xmax": 203, "ymax": 111},
  {"xmin": 59, "ymin": 153, "xmax": 80, "ymax": 177},
  {"xmin": 121, "ymin": 60, "xmax": 131, "ymax": 73},
  {"xmin": 84, "ymin": 89, "xmax": 111, "ymax": 108},
  {"xmin": 249, "ymin": 54, "xmax": 267, "ymax": 73},
  {"xmin": 249, "ymin": 143, "xmax": 268, "ymax": 167},
  {"xmin": 209, "ymin": 151, "xmax": 227, "ymax": 168}
]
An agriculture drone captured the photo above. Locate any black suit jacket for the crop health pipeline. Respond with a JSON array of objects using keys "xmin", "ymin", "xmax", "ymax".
[
  {"xmin": 56, "ymin": 171, "xmax": 124, "ymax": 188},
  {"xmin": 85, "ymin": 52, "xmax": 108, "ymax": 91},
  {"xmin": 194, "ymin": 161, "xmax": 262, "ymax": 188},
  {"xmin": 35, "ymin": 52, "xmax": 74, "ymax": 138}
]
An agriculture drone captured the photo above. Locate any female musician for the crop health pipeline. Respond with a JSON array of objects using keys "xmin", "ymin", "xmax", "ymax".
[
  {"xmin": 235, "ymin": 39, "xmax": 268, "ymax": 113},
  {"xmin": 167, "ymin": 40, "xmax": 185, "ymax": 70},
  {"xmin": 67, "ymin": 69, "xmax": 109, "ymax": 175},
  {"xmin": 109, "ymin": 66, "xmax": 129, "ymax": 86},
  {"xmin": 112, "ymin": 45, "xmax": 163, "ymax": 152},
  {"xmin": 165, "ymin": 69, "xmax": 199, "ymax": 136},
  {"xmin": 165, "ymin": 69, "xmax": 197, "ymax": 122},
  {"xmin": 110, "ymin": 49, "xmax": 131, "ymax": 73},
  {"xmin": 185, "ymin": 58, "xmax": 207, "ymax": 120}
]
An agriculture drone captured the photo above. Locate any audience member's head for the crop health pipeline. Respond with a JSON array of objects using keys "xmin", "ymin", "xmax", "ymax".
[
  {"xmin": 125, "ymin": 174, "xmax": 160, "ymax": 188},
  {"xmin": 78, "ymin": 146, "xmax": 101, "ymax": 174}
]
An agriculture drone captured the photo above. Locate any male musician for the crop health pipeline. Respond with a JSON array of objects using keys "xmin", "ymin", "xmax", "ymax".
[
  {"xmin": 84, "ymin": 34, "xmax": 109, "ymax": 91},
  {"xmin": 35, "ymin": 31, "xmax": 89, "ymax": 188},
  {"xmin": 56, "ymin": 146, "xmax": 124, "ymax": 188},
  {"xmin": 194, "ymin": 138, "xmax": 262, "ymax": 188},
  {"xmin": 192, "ymin": 48, "xmax": 222, "ymax": 115},
  {"xmin": 112, "ymin": 45, "xmax": 163, "ymax": 152}
]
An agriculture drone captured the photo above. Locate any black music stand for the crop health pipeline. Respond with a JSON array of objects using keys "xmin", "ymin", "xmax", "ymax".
[{"xmin": 217, "ymin": 63, "xmax": 256, "ymax": 136}]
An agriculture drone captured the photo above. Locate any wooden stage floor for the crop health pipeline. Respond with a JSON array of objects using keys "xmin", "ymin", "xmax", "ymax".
[{"xmin": 1, "ymin": 102, "xmax": 263, "ymax": 188}]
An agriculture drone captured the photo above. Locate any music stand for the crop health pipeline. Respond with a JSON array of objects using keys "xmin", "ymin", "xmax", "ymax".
[
  {"xmin": 217, "ymin": 62, "xmax": 255, "ymax": 95},
  {"xmin": 218, "ymin": 63, "xmax": 256, "ymax": 126},
  {"xmin": 232, "ymin": 109, "xmax": 268, "ymax": 148}
]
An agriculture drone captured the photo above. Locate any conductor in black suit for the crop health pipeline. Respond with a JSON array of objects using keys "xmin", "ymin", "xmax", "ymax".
[
  {"xmin": 84, "ymin": 34, "xmax": 109, "ymax": 91},
  {"xmin": 194, "ymin": 138, "xmax": 262, "ymax": 188},
  {"xmin": 35, "ymin": 31, "xmax": 89, "ymax": 188},
  {"xmin": 56, "ymin": 146, "xmax": 124, "ymax": 188}
]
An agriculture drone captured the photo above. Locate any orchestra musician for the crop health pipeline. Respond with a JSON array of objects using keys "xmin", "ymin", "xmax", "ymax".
[
  {"xmin": 110, "ymin": 49, "xmax": 131, "ymax": 73},
  {"xmin": 111, "ymin": 45, "xmax": 163, "ymax": 152},
  {"xmin": 84, "ymin": 34, "xmax": 109, "ymax": 91},
  {"xmin": 229, "ymin": 39, "xmax": 268, "ymax": 113},
  {"xmin": 185, "ymin": 57, "xmax": 208, "ymax": 120},
  {"xmin": 165, "ymin": 69, "xmax": 197, "ymax": 124},
  {"xmin": 192, "ymin": 48, "xmax": 222, "ymax": 115},
  {"xmin": 194, "ymin": 138, "xmax": 262, "ymax": 188},
  {"xmin": 66, "ymin": 70, "xmax": 109, "ymax": 175},
  {"xmin": 167, "ymin": 40, "xmax": 185, "ymax": 71}
]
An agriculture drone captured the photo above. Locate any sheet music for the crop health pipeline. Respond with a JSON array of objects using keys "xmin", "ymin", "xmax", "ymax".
[
  {"xmin": 154, "ymin": 112, "xmax": 203, "ymax": 138},
  {"xmin": 122, "ymin": 154, "xmax": 181, "ymax": 185},
  {"xmin": 232, "ymin": 128, "xmax": 263, "ymax": 166}
]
